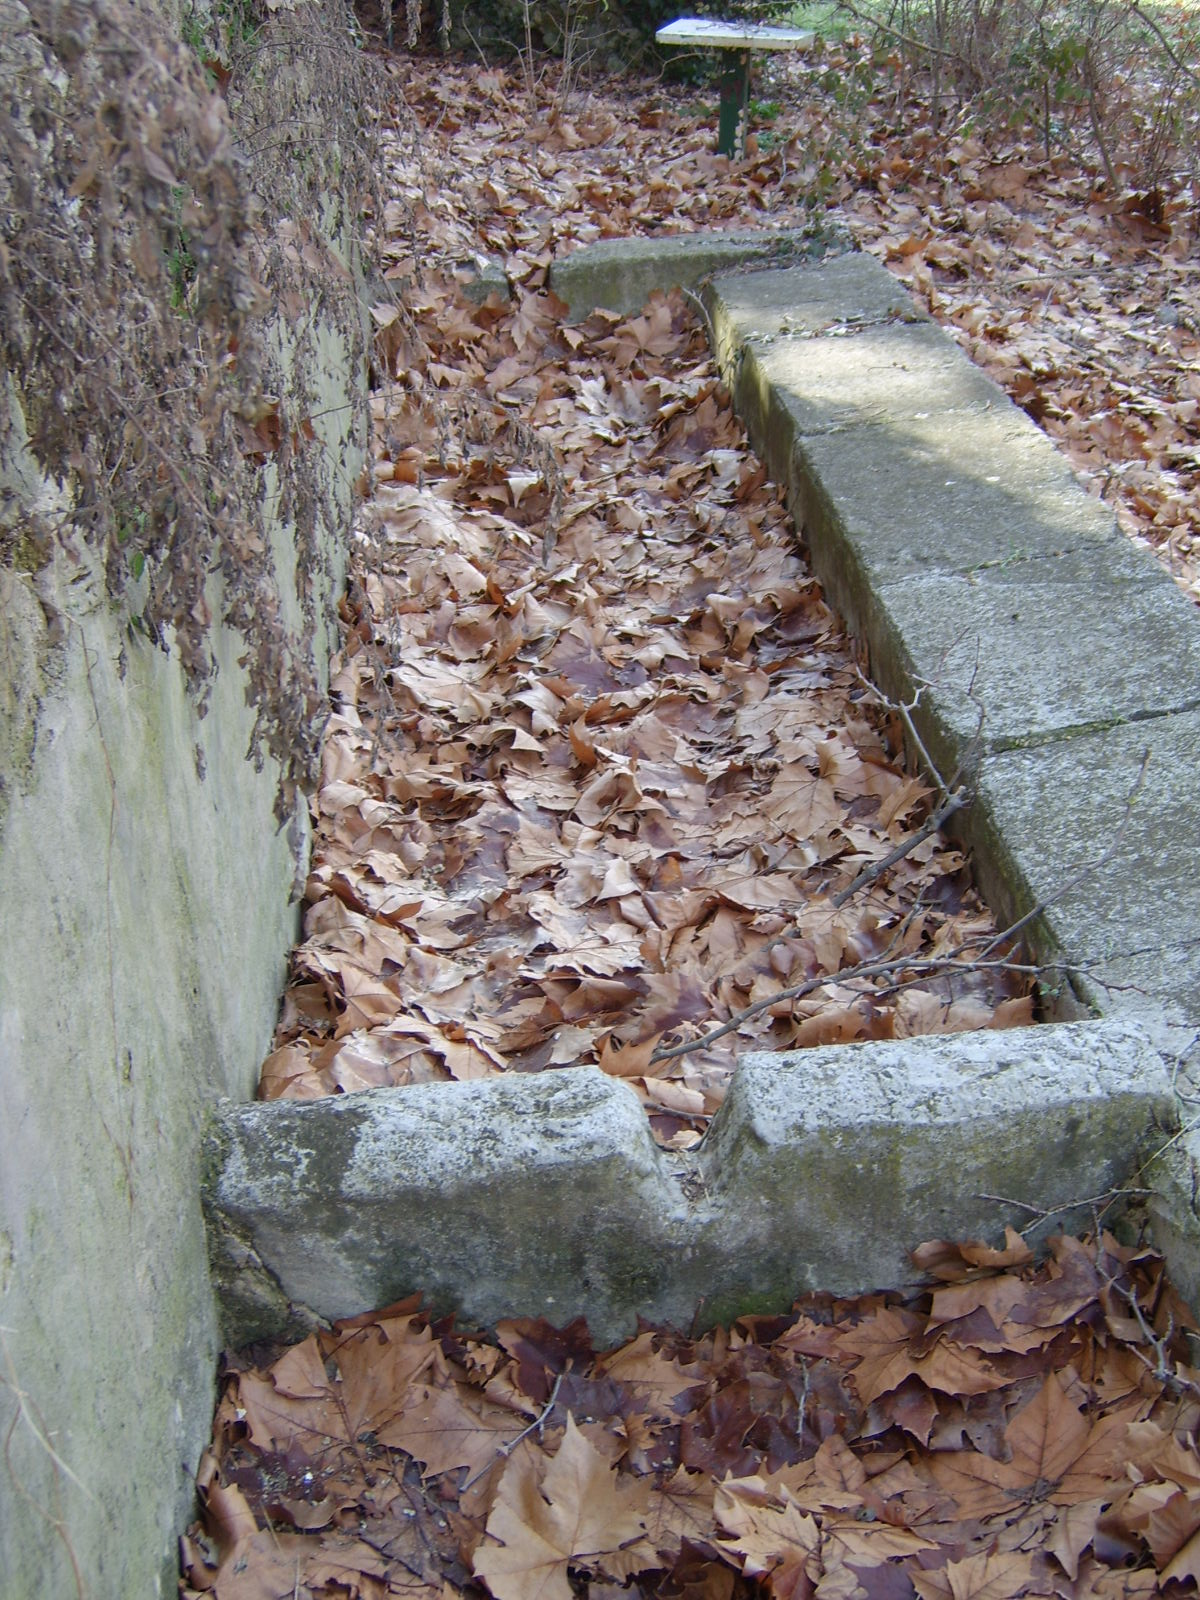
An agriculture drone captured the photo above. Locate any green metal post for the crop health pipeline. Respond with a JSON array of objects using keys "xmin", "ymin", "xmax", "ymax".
[{"xmin": 716, "ymin": 49, "xmax": 750, "ymax": 157}]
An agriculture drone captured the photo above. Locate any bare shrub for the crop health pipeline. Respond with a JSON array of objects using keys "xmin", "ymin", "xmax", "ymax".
[{"xmin": 836, "ymin": 0, "xmax": 1200, "ymax": 194}]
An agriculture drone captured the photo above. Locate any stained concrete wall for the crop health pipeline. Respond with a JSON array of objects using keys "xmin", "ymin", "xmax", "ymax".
[{"xmin": 0, "ymin": 3, "xmax": 367, "ymax": 1595}]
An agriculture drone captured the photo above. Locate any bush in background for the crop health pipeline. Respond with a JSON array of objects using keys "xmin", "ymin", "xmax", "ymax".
[
  {"xmin": 369, "ymin": 0, "xmax": 798, "ymax": 72},
  {"xmin": 833, "ymin": 0, "xmax": 1200, "ymax": 195}
]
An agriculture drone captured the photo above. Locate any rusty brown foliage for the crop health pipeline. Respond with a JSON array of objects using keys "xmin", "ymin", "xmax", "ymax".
[{"xmin": 184, "ymin": 1232, "xmax": 1200, "ymax": 1599}]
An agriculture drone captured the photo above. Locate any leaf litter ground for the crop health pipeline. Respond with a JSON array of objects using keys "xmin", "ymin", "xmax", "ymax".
[
  {"xmin": 184, "ymin": 1233, "xmax": 1200, "ymax": 1598},
  {"xmin": 260, "ymin": 62, "xmax": 1038, "ymax": 1147},
  {"xmin": 187, "ymin": 45, "xmax": 1200, "ymax": 1600}
]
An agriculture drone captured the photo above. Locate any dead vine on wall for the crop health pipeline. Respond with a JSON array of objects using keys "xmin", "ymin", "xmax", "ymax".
[{"xmin": 0, "ymin": 0, "xmax": 380, "ymax": 815}]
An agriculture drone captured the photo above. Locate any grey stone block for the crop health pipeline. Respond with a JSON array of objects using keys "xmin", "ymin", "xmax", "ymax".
[
  {"xmin": 706, "ymin": 252, "xmax": 923, "ymax": 349},
  {"xmin": 965, "ymin": 713, "xmax": 1200, "ymax": 1022},
  {"xmin": 459, "ymin": 253, "xmax": 511, "ymax": 304},
  {"xmin": 549, "ymin": 225, "xmax": 848, "ymax": 321},
  {"xmin": 738, "ymin": 319, "xmax": 1009, "ymax": 434},
  {"xmin": 206, "ymin": 1069, "xmax": 690, "ymax": 1347},
  {"xmin": 698, "ymin": 1020, "xmax": 1177, "ymax": 1314},
  {"xmin": 1146, "ymin": 1125, "xmax": 1200, "ymax": 1323},
  {"xmin": 866, "ymin": 560, "xmax": 1200, "ymax": 775},
  {"xmin": 205, "ymin": 1024, "xmax": 1176, "ymax": 1345},
  {"xmin": 699, "ymin": 246, "xmax": 1200, "ymax": 1306},
  {"xmin": 790, "ymin": 416, "xmax": 1125, "ymax": 607}
]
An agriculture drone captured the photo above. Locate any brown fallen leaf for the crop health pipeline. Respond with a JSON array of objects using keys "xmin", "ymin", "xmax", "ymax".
[{"xmin": 473, "ymin": 1418, "xmax": 652, "ymax": 1600}]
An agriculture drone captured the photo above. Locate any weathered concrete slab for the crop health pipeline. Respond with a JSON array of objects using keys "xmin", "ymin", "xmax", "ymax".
[
  {"xmin": 739, "ymin": 320, "xmax": 1009, "ymax": 434},
  {"xmin": 789, "ymin": 416, "xmax": 1125, "ymax": 606},
  {"xmin": 697, "ymin": 1021, "xmax": 1177, "ymax": 1319},
  {"xmin": 706, "ymin": 254, "xmax": 923, "ymax": 350},
  {"xmin": 206, "ymin": 1069, "xmax": 689, "ymax": 1347},
  {"xmin": 1068, "ymin": 944, "xmax": 1200, "ymax": 1027},
  {"xmin": 708, "ymin": 290, "xmax": 1200, "ymax": 774},
  {"xmin": 206, "ymin": 1023, "xmax": 1176, "ymax": 1346},
  {"xmin": 549, "ymin": 225, "xmax": 849, "ymax": 321},
  {"xmin": 1147, "ymin": 1125, "xmax": 1200, "ymax": 1319},
  {"xmin": 867, "ymin": 564, "xmax": 1200, "ymax": 773},
  {"xmin": 965, "ymin": 711, "xmax": 1200, "ymax": 1022}
]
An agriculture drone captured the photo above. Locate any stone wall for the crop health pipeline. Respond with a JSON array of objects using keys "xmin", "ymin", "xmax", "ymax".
[{"xmin": 0, "ymin": 1, "xmax": 368, "ymax": 1593}]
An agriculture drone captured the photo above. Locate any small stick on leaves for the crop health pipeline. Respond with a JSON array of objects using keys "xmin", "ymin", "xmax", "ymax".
[{"xmin": 460, "ymin": 1368, "xmax": 566, "ymax": 1492}]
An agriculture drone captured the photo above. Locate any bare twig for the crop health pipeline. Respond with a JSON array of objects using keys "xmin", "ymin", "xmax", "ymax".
[
  {"xmin": 834, "ymin": 0, "xmax": 958, "ymax": 61},
  {"xmin": 975, "ymin": 1188, "xmax": 1153, "ymax": 1225},
  {"xmin": 648, "ymin": 948, "xmax": 1036, "ymax": 1066},
  {"xmin": 1085, "ymin": 53, "xmax": 1119, "ymax": 192},
  {"xmin": 830, "ymin": 785, "xmax": 968, "ymax": 908},
  {"xmin": 679, "ymin": 285, "xmax": 717, "ymax": 347},
  {"xmin": 0, "ymin": 1329, "xmax": 91, "ymax": 1600},
  {"xmin": 1130, "ymin": 2, "xmax": 1200, "ymax": 85},
  {"xmin": 459, "ymin": 1369, "xmax": 566, "ymax": 1492},
  {"xmin": 1099, "ymin": 1259, "xmax": 1200, "ymax": 1398}
]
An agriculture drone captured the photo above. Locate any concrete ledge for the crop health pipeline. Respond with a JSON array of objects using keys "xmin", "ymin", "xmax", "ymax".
[
  {"xmin": 549, "ymin": 225, "xmax": 850, "ymax": 321},
  {"xmin": 203, "ymin": 235, "xmax": 1200, "ymax": 1346},
  {"xmin": 965, "ymin": 712, "xmax": 1200, "ymax": 1024},
  {"xmin": 696, "ymin": 246, "xmax": 1200, "ymax": 1300},
  {"xmin": 205, "ymin": 1021, "xmax": 1176, "ymax": 1346},
  {"xmin": 703, "ymin": 254, "xmax": 1200, "ymax": 993},
  {"xmin": 206, "ymin": 1070, "xmax": 688, "ymax": 1346}
]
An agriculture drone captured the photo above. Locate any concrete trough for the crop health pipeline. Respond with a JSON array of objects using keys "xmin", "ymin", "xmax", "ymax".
[
  {"xmin": 204, "ymin": 234, "xmax": 1200, "ymax": 1345},
  {"xmin": 206, "ymin": 1021, "xmax": 1176, "ymax": 1347}
]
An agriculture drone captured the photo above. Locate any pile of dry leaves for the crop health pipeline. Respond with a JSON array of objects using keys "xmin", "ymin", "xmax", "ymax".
[
  {"xmin": 182, "ymin": 45, "xmax": 1200, "ymax": 1600},
  {"xmin": 183, "ymin": 1230, "xmax": 1200, "ymax": 1598},
  {"xmin": 257, "ymin": 37, "xmax": 1200, "ymax": 1132},
  {"xmin": 258, "ymin": 61, "xmax": 1056, "ymax": 1142}
]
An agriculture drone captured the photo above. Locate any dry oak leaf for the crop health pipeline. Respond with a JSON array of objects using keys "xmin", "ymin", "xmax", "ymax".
[{"xmin": 473, "ymin": 1416, "xmax": 652, "ymax": 1600}]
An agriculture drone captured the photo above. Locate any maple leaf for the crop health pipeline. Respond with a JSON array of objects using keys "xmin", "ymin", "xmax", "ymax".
[
  {"xmin": 473, "ymin": 1418, "xmax": 651, "ymax": 1600},
  {"xmin": 839, "ymin": 1307, "xmax": 1009, "ymax": 1405},
  {"xmin": 639, "ymin": 1466, "xmax": 716, "ymax": 1558},
  {"xmin": 1007, "ymin": 1372, "xmax": 1139, "ymax": 1503},
  {"xmin": 1048, "ymin": 1497, "xmax": 1106, "ymax": 1580},
  {"xmin": 713, "ymin": 1476, "xmax": 821, "ymax": 1580},
  {"xmin": 377, "ymin": 1379, "xmax": 530, "ymax": 1481},
  {"xmin": 236, "ymin": 1335, "xmax": 348, "ymax": 1452},
  {"xmin": 1144, "ymin": 1488, "xmax": 1200, "ymax": 1582},
  {"xmin": 911, "ymin": 1548, "xmax": 1036, "ymax": 1599},
  {"xmin": 323, "ymin": 1315, "xmax": 442, "ymax": 1441}
]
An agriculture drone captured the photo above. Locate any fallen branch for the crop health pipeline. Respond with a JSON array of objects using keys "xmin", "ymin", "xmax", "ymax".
[{"xmin": 647, "ymin": 947, "xmax": 1040, "ymax": 1066}]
